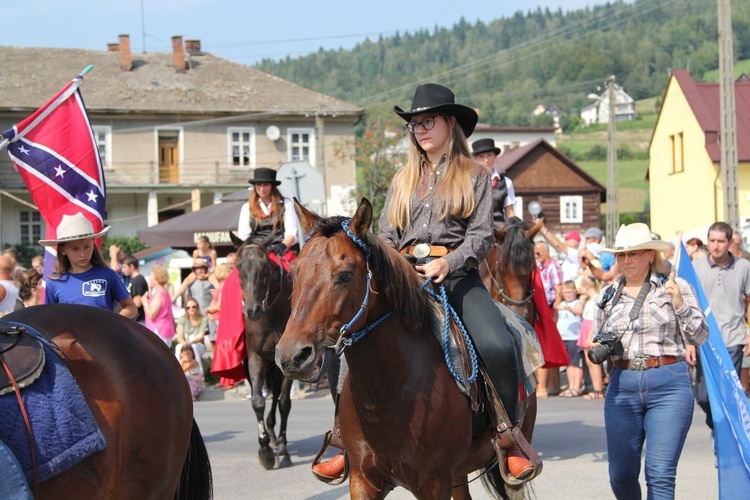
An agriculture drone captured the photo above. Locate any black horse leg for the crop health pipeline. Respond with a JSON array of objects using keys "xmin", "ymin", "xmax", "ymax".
[
  {"xmin": 265, "ymin": 365, "xmax": 281, "ymax": 447},
  {"xmin": 275, "ymin": 375, "xmax": 293, "ymax": 468},
  {"xmin": 246, "ymin": 354, "xmax": 275, "ymax": 470}
]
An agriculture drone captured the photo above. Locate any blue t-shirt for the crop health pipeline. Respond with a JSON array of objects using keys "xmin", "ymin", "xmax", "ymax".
[
  {"xmin": 45, "ymin": 266, "xmax": 130, "ymax": 311},
  {"xmin": 600, "ymin": 252, "xmax": 615, "ymax": 272}
]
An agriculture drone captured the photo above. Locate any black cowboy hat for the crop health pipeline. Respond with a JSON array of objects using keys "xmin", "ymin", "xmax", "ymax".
[
  {"xmin": 471, "ymin": 138, "xmax": 501, "ymax": 156},
  {"xmin": 247, "ymin": 167, "xmax": 281, "ymax": 186},
  {"xmin": 394, "ymin": 83, "xmax": 478, "ymax": 138}
]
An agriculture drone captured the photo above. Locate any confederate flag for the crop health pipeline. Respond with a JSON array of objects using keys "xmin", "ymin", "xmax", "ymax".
[{"xmin": 2, "ymin": 69, "xmax": 106, "ymax": 272}]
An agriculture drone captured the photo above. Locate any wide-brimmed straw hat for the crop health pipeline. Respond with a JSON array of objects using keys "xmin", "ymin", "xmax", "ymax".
[
  {"xmin": 247, "ymin": 167, "xmax": 281, "ymax": 186},
  {"xmin": 39, "ymin": 212, "xmax": 109, "ymax": 246},
  {"xmin": 394, "ymin": 83, "xmax": 478, "ymax": 138},
  {"xmin": 601, "ymin": 223, "xmax": 671, "ymax": 254}
]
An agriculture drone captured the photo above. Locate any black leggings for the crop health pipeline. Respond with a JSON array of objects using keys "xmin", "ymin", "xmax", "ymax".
[{"xmin": 445, "ymin": 268, "xmax": 521, "ymax": 425}]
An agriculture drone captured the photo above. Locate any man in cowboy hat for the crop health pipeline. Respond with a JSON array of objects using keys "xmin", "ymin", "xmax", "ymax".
[{"xmin": 471, "ymin": 138, "xmax": 516, "ymax": 227}]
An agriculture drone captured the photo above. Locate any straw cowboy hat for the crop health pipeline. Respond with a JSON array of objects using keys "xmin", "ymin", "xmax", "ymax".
[
  {"xmin": 247, "ymin": 167, "xmax": 281, "ymax": 186},
  {"xmin": 394, "ymin": 83, "xmax": 479, "ymax": 138},
  {"xmin": 602, "ymin": 223, "xmax": 672, "ymax": 254},
  {"xmin": 471, "ymin": 138, "xmax": 502, "ymax": 156},
  {"xmin": 39, "ymin": 212, "xmax": 109, "ymax": 246}
]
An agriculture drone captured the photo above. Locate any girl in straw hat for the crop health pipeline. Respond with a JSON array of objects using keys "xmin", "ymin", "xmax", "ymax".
[{"xmin": 40, "ymin": 212, "xmax": 137, "ymax": 318}]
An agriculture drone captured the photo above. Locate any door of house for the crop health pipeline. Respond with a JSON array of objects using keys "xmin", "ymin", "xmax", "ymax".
[{"xmin": 158, "ymin": 137, "xmax": 179, "ymax": 183}]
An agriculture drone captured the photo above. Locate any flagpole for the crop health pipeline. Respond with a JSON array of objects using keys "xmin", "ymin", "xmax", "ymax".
[
  {"xmin": 670, "ymin": 231, "xmax": 683, "ymax": 281},
  {"xmin": 0, "ymin": 66, "xmax": 93, "ymax": 153}
]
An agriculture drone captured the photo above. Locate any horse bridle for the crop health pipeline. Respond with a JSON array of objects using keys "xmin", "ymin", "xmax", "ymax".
[
  {"xmin": 488, "ymin": 245, "xmax": 535, "ymax": 307},
  {"xmin": 334, "ymin": 219, "xmax": 392, "ymax": 354},
  {"xmin": 240, "ymin": 244, "xmax": 285, "ymax": 313}
]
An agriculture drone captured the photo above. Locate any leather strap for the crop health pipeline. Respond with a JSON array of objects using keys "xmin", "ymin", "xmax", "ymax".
[
  {"xmin": 399, "ymin": 244, "xmax": 452, "ymax": 257},
  {"xmin": 612, "ymin": 355, "xmax": 684, "ymax": 370}
]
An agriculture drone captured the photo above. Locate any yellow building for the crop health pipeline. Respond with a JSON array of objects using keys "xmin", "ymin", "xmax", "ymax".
[{"xmin": 649, "ymin": 70, "xmax": 750, "ymax": 240}]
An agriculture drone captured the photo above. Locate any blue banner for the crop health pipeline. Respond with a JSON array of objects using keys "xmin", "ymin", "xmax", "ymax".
[{"xmin": 676, "ymin": 242, "xmax": 750, "ymax": 499}]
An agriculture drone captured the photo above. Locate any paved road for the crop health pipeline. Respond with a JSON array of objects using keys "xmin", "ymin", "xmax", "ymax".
[{"xmin": 193, "ymin": 388, "xmax": 718, "ymax": 499}]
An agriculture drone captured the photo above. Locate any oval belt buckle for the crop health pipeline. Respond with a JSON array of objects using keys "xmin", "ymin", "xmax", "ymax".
[
  {"xmin": 630, "ymin": 357, "xmax": 647, "ymax": 371},
  {"xmin": 413, "ymin": 243, "xmax": 431, "ymax": 259}
]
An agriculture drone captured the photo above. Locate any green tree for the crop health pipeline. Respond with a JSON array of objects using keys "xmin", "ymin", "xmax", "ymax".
[{"xmin": 334, "ymin": 104, "xmax": 408, "ymax": 226}]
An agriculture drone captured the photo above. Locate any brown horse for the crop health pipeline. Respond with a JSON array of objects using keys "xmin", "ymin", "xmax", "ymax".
[
  {"xmin": 275, "ymin": 199, "xmax": 537, "ymax": 499},
  {"xmin": 480, "ymin": 217, "xmax": 543, "ymax": 323},
  {"xmin": 3, "ymin": 304, "xmax": 211, "ymax": 500},
  {"xmin": 231, "ymin": 234, "xmax": 294, "ymax": 469}
]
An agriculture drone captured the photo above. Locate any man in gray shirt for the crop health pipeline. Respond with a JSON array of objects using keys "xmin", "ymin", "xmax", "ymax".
[{"xmin": 693, "ymin": 221, "xmax": 750, "ymax": 429}]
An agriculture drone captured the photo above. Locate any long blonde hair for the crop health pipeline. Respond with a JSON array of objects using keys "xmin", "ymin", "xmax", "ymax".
[{"xmin": 387, "ymin": 115, "xmax": 486, "ymax": 230}]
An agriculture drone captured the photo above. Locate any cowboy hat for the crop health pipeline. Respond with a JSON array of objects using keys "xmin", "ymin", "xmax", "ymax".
[
  {"xmin": 39, "ymin": 212, "xmax": 110, "ymax": 246},
  {"xmin": 394, "ymin": 83, "xmax": 478, "ymax": 138},
  {"xmin": 471, "ymin": 138, "xmax": 501, "ymax": 156},
  {"xmin": 247, "ymin": 167, "xmax": 281, "ymax": 186},
  {"xmin": 601, "ymin": 223, "xmax": 671, "ymax": 254}
]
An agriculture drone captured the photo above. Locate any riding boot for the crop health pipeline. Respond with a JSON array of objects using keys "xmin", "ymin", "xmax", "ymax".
[{"xmin": 311, "ymin": 412, "xmax": 348, "ymax": 484}]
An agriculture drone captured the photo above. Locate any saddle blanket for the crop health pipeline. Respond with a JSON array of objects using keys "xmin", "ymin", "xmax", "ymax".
[{"xmin": 0, "ymin": 341, "xmax": 107, "ymax": 484}]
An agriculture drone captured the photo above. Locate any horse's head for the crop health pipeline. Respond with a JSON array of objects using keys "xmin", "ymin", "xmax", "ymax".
[
  {"xmin": 235, "ymin": 243, "xmax": 274, "ymax": 321},
  {"xmin": 274, "ymin": 199, "xmax": 376, "ymax": 381}
]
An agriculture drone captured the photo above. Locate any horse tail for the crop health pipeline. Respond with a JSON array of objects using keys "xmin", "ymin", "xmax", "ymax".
[
  {"xmin": 174, "ymin": 418, "xmax": 213, "ymax": 500},
  {"xmin": 480, "ymin": 463, "xmax": 510, "ymax": 500}
]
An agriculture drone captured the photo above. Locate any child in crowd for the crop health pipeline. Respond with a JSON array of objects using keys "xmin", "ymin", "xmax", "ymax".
[
  {"xmin": 557, "ymin": 280, "xmax": 584, "ymax": 397},
  {"xmin": 578, "ymin": 275, "xmax": 605, "ymax": 399},
  {"xmin": 41, "ymin": 213, "xmax": 137, "ymax": 318},
  {"xmin": 205, "ymin": 263, "xmax": 230, "ymax": 348},
  {"xmin": 180, "ymin": 343, "xmax": 204, "ymax": 401},
  {"xmin": 192, "ymin": 236, "xmax": 217, "ymax": 273}
]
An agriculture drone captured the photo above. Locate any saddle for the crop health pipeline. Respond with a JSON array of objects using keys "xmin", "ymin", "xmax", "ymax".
[{"xmin": 0, "ymin": 320, "xmax": 45, "ymax": 396}]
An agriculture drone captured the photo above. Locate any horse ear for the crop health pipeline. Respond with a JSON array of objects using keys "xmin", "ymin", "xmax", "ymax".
[
  {"xmin": 349, "ymin": 198, "xmax": 373, "ymax": 235},
  {"xmin": 229, "ymin": 231, "xmax": 244, "ymax": 249},
  {"xmin": 526, "ymin": 218, "xmax": 543, "ymax": 239},
  {"xmin": 294, "ymin": 197, "xmax": 320, "ymax": 234}
]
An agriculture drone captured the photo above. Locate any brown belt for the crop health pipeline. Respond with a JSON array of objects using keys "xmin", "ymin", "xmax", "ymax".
[
  {"xmin": 399, "ymin": 244, "xmax": 453, "ymax": 258},
  {"xmin": 612, "ymin": 355, "xmax": 684, "ymax": 371}
]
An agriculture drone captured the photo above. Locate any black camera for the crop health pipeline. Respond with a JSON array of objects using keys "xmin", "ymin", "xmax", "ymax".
[{"xmin": 587, "ymin": 331, "xmax": 623, "ymax": 365}]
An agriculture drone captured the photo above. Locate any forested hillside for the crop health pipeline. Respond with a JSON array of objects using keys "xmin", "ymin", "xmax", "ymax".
[{"xmin": 256, "ymin": 0, "xmax": 750, "ymax": 127}]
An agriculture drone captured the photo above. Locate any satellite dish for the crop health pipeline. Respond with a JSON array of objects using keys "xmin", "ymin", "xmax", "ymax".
[{"xmin": 265, "ymin": 125, "xmax": 281, "ymax": 142}]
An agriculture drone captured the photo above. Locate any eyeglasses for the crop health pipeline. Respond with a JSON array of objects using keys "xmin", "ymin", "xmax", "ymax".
[
  {"xmin": 406, "ymin": 115, "xmax": 441, "ymax": 134},
  {"xmin": 186, "ymin": 305, "xmax": 198, "ymax": 309},
  {"xmin": 615, "ymin": 251, "xmax": 645, "ymax": 260}
]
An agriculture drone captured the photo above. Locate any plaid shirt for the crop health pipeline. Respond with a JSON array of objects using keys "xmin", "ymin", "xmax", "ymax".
[
  {"xmin": 379, "ymin": 156, "xmax": 493, "ymax": 272},
  {"xmin": 592, "ymin": 274, "xmax": 708, "ymax": 360},
  {"xmin": 538, "ymin": 258, "xmax": 563, "ymax": 306}
]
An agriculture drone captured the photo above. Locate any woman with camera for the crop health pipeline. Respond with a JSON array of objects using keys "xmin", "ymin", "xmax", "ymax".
[{"xmin": 592, "ymin": 223, "xmax": 708, "ymax": 499}]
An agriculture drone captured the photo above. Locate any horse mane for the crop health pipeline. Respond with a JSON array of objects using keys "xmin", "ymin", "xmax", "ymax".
[
  {"xmin": 310, "ymin": 216, "xmax": 435, "ymax": 333},
  {"xmin": 498, "ymin": 217, "xmax": 535, "ymax": 276}
]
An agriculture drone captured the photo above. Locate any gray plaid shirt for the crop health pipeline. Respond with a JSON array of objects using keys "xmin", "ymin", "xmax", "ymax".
[{"xmin": 378, "ymin": 156, "xmax": 493, "ymax": 272}]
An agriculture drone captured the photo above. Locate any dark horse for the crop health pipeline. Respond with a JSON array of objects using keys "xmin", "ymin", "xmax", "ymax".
[
  {"xmin": 276, "ymin": 199, "xmax": 537, "ymax": 499},
  {"xmin": 3, "ymin": 304, "xmax": 212, "ymax": 499},
  {"xmin": 230, "ymin": 232, "xmax": 294, "ymax": 469},
  {"xmin": 480, "ymin": 217, "xmax": 543, "ymax": 324}
]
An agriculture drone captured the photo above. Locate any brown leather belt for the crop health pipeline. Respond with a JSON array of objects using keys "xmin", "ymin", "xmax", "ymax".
[
  {"xmin": 399, "ymin": 244, "xmax": 452, "ymax": 258},
  {"xmin": 612, "ymin": 355, "xmax": 684, "ymax": 371}
]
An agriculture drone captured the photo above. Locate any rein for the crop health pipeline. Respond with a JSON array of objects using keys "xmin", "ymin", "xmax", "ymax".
[
  {"xmin": 334, "ymin": 219, "xmax": 478, "ymax": 386},
  {"xmin": 334, "ymin": 219, "xmax": 392, "ymax": 354},
  {"xmin": 490, "ymin": 244, "xmax": 534, "ymax": 307},
  {"xmin": 261, "ymin": 255, "xmax": 285, "ymax": 312}
]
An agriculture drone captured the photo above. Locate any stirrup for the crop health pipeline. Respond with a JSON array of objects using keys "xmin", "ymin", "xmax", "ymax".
[
  {"xmin": 311, "ymin": 430, "xmax": 349, "ymax": 485},
  {"xmin": 491, "ymin": 425, "xmax": 543, "ymax": 486}
]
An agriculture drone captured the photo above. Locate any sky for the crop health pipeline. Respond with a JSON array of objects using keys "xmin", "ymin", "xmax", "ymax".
[{"xmin": 1, "ymin": 0, "xmax": 625, "ymax": 66}]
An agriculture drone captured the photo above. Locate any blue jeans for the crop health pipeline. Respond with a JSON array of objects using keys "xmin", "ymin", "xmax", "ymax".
[
  {"xmin": 604, "ymin": 361, "xmax": 694, "ymax": 500},
  {"xmin": 0, "ymin": 440, "xmax": 33, "ymax": 500}
]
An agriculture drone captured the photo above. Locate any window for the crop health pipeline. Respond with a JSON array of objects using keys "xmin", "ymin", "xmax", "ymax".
[
  {"xmin": 559, "ymin": 196, "xmax": 583, "ymax": 223},
  {"xmin": 513, "ymin": 196, "xmax": 523, "ymax": 219},
  {"xmin": 288, "ymin": 128, "xmax": 315, "ymax": 165},
  {"xmin": 228, "ymin": 127, "xmax": 255, "ymax": 168},
  {"xmin": 20, "ymin": 210, "xmax": 42, "ymax": 246},
  {"xmin": 92, "ymin": 125, "xmax": 112, "ymax": 168},
  {"xmin": 670, "ymin": 132, "xmax": 684, "ymax": 174}
]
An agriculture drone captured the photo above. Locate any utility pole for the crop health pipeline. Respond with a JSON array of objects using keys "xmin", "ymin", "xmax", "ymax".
[
  {"xmin": 315, "ymin": 102, "xmax": 327, "ymax": 215},
  {"xmin": 606, "ymin": 75, "xmax": 618, "ymax": 246},
  {"xmin": 719, "ymin": 0, "xmax": 739, "ymax": 228}
]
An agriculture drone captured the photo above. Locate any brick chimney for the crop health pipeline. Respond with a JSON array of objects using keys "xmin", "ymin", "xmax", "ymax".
[
  {"xmin": 172, "ymin": 36, "xmax": 186, "ymax": 73},
  {"xmin": 185, "ymin": 39, "xmax": 201, "ymax": 54},
  {"xmin": 118, "ymin": 34, "xmax": 132, "ymax": 71}
]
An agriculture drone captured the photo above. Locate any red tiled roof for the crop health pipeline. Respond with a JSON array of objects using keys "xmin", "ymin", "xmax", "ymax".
[{"xmin": 672, "ymin": 69, "xmax": 750, "ymax": 162}]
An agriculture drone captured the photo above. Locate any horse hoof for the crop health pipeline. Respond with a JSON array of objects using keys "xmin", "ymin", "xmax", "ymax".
[
  {"xmin": 258, "ymin": 446, "xmax": 276, "ymax": 470},
  {"xmin": 277, "ymin": 454, "xmax": 292, "ymax": 468}
]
